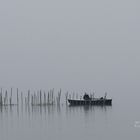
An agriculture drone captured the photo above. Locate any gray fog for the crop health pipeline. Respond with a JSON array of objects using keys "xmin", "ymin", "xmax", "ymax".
[{"xmin": 0, "ymin": 1, "xmax": 140, "ymax": 98}]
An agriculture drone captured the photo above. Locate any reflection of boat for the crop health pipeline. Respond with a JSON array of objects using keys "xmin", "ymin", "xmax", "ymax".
[{"xmin": 68, "ymin": 93, "xmax": 112, "ymax": 106}]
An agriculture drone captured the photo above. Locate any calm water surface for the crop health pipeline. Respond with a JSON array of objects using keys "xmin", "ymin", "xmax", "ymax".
[{"xmin": 0, "ymin": 96, "xmax": 139, "ymax": 140}]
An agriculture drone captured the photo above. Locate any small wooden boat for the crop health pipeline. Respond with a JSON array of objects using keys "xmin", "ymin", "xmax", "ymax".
[{"xmin": 68, "ymin": 93, "xmax": 112, "ymax": 106}]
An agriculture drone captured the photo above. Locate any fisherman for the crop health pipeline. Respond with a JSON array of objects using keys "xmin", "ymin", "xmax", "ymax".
[{"xmin": 83, "ymin": 93, "xmax": 91, "ymax": 100}]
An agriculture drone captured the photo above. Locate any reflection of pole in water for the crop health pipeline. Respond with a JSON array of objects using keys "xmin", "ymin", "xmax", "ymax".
[
  {"xmin": 17, "ymin": 103, "xmax": 19, "ymax": 116},
  {"xmin": 57, "ymin": 104, "xmax": 61, "ymax": 114}
]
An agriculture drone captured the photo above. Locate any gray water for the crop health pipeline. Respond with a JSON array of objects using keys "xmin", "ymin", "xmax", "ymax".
[{"xmin": 0, "ymin": 95, "xmax": 140, "ymax": 140}]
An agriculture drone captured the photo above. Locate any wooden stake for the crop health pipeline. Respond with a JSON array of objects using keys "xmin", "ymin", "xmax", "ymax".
[
  {"xmin": 28, "ymin": 90, "xmax": 30, "ymax": 105},
  {"xmin": 40, "ymin": 90, "xmax": 42, "ymax": 105},
  {"xmin": 21, "ymin": 92, "xmax": 23, "ymax": 105},
  {"xmin": 17, "ymin": 88, "xmax": 19, "ymax": 105}
]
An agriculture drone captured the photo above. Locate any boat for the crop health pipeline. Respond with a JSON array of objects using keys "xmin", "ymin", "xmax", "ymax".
[{"xmin": 68, "ymin": 93, "xmax": 112, "ymax": 106}]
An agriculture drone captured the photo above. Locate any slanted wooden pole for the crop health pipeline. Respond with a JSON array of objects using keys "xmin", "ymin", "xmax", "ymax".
[
  {"xmin": 34, "ymin": 92, "xmax": 36, "ymax": 105},
  {"xmin": 65, "ymin": 92, "xmax": 68, "ymax": 105},
  {"xmin": 33, "ymin": 92, "xmax": 35, "ymax": 105},
  {"xmin": 44, "ymin": 91, "xmax": 46, "ymax": 105},
  {"xmin": 0, "ymin": 88, "xmax": 3, "ymax": 106},
  {"xmin": 58, "ymin": 89, "xmax": 61, "ymax": 105},
  {"xmin": 0, "ymin": 93, "xmax": 1, "ymax": 106},
  {"xmin": 37, "ymin": 91, "xmax": 39, "ymax": 105},
  {"xmin": 52, "ymin": 89, "xmax": 54, "ymax": 105},
  {"xmin": 21, "ymin": 92, "xmax": 23, "ymax": 105},
  {"xmin": 10, "ymin": 88, "xmax": 12, "ymax": 106},
  {"xmin": 28, "ymin": 90, "xmax": 30, "ymax": 105},
  {"xmin": 4, "ymin": 90, "xmax": 8, "ymax": 105},
  {"xmin": 31, "ymin": 95, "xmax": 33, "ymax": 106},
  {"xmin": 40, "ymin": 90, "xmax": 42, "ymax": 105},
  {"xmin": 47, "ymin": 91, "xmax": 50, "ymax": 105},
  {"xmin": 17, "ymin": 88, "xmax": 19, "ymax": 105}
]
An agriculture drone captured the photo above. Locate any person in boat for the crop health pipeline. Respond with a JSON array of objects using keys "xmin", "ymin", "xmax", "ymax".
[
  {"xmin": 83, "ymin": 93, "xmax": 91, "ymax": 100},
  {"xmin": 100, "ymin": 97, "xmax": 104, "ymax": 100}
]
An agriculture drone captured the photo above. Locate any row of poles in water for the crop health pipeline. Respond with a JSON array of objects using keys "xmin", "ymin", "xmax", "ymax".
[
  {"xmin": 0, "ymin": 88, "xmax": 68, "ymax": 106},
  {"xmin": 0, "ymin": 88, "xmax": 99, "ymax": 107}
]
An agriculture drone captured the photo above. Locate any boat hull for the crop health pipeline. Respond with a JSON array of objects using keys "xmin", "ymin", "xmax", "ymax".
[{"xmin": 68, "ymin": 99, "xmax": 112, "ymax": 106}]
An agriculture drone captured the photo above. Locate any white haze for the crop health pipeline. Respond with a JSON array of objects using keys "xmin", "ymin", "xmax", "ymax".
[{"xmin": 0, "ymin": 0, "xmax": 140, "ymax": 99}]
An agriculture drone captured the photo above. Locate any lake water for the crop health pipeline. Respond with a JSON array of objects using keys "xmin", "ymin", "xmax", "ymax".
[{"xmin": 0, "ymin": 95, "xmax": 139, "ymax": 140}]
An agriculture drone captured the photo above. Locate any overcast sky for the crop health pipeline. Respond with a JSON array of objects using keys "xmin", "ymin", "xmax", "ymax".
[{"xmin": 0, "ymin": 0, "xmax": 140, "ymax": 97}]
